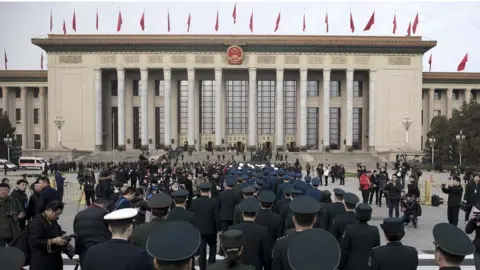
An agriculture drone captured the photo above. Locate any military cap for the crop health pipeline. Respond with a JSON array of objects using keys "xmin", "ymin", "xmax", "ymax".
[
  {"xmin": 304, "ymin": 175, "xmax": 312, "ymax": 183},
  {"xmin": 0, "ymin": 247, "xmax": 25, "ymax": 270},
  {"xmin": 172, "ymin": 189, "xmax": 189, "ymax": 197},
  {"xmin": 283, "ymin": 175, "xmax": 292, "ymax": 181},
  {"xmin": 380, "ymin": 217, "xmax": 404, "ymax": 233},
  {"xmin": 433, "ymin": 223, "xmax": 475, "ymax": 257},
  {"xmin": 290, "ymin": 189, "xmax": 303, "ymax": 196},
  {"xmin": 311, "ymin": 177, "xmax": 320, "ymax": 186},
  {"xmin": 283, "ymin": 184, "xmax": 294, "ymax": 194},
  {"xmin": 290, "ymin": 195, "xmax": 321, "ymax": 214},
  {"xmin": 146, "ymin": 221, "xmax": 201, "ymax": 262},
  {"xmin": 355, "ymin": 203, "xmax": 372, "ymax": 219},
  {"xmin": 258, "ymin": 190, "xmax": 276, "ymax": 204},
  {"xmin": 333, "ymin": 188, "xmax": 345, "ymax": 196},
  {"xmin": 239, "ymin": 197, "xmax": 261, "ymax": 213},
  {"xmin": 222, "ymin": 229, "xmax": 244, "ymax": 250},
  {"xmin": 148, "ymin": 193, "xmax": 173, "ymax": 209},
  {"xmin": 226, "ymin": 177, "xmax": 237, "ymax": 187},
  {"xmin": 104, "ymin": 208, "xmax": 138, "ymax": 221},
  {"xmin": 199, "ymin": 182, "xmax": 212, "ymax": 190},
  {"xmin": 287, "ymin": 228, "xmax": 340, "ymax": 270},
  {"xmin": 242, "ymin": 186, "xmax": 256, "ymax": 194},
  {"xmin": 343, "ymin": 193, "xmax": 360, "ymax": 205}
]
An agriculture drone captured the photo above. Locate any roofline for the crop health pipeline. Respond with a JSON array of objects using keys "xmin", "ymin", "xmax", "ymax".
[
  {"xmin": 423, "ymin": 72, "xmax": 480, "ymax": 84},
  {"xmin": 0, "ymin": 70, "xmax": 48, "ymax": 83}
]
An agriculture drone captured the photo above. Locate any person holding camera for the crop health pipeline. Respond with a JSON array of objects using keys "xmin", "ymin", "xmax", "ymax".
[
  {"xmin": 384, "ymin": 174, "xmax": 403, "ymax": 218},
  {"xmin": 465, "ymin": 202, "xmax": 480, "ymax": 268},
  {"xmin": 441, "ymin": 176, "xmax": 463, "ymax": 226}
]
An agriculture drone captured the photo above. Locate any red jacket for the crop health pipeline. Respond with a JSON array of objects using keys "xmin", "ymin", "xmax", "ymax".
[{"xmin": 359, "ymin": 174, "xmax": 371, "ymax": 190}]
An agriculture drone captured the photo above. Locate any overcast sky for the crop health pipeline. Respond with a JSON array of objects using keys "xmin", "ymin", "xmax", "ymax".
[{"xmin": 0, "ymin": 1, "xmax": 478, "ymax": 72}]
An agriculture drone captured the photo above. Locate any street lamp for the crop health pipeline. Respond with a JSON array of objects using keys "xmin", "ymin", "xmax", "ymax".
[
  {"xmin": 456, "ymin": 130, "xmax": 466, "ymax": 166},
  {"xmin": 54, "ymin": 114, "xmax": 65, "ymax": 148},
  {"xmin": 429, "ymin": 137, "xmax": 436, "ymax": 166},
  {"xmin": 402, "ymin": 114, "xmax": 413, "ymax": 148},
  {"xmin": 3, "ymin": 134, "xmax": 13, "ymax": 161}
]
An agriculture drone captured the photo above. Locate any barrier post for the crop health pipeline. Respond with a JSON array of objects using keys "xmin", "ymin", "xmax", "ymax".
[
  {"xmin": 78, "ymin": 186, "xmax": 86, "ymax": 205},
  {"xmin": 424, "ymin": 179, "xmax": 432, "ymax": 205}
]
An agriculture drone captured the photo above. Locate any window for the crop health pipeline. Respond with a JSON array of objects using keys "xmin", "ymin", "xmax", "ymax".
[
  {"xmin": 471, "ymin": 90, "xmax": 477, "ymax": 101},
  {"xmin": 111, "ymin": 107, "xmax": 118, "ymax": 149},
  {"xmin": 133, "ymin": 106, "xmax": 140, "ymax": 148},
  {"xmin": 284, "ymin": 81, "xmax": 297, "ymax": 135},
  {"xmin": 15, "ymin": 88, "xmax": 20, "ymax": 98},
  {"xmin": 111, "ymin": 80, "xmax": 118, "ymax": 96},
  {"xmin": 201, "ymin": 81, "xmax": 215, "ymax": 134},
  {"xmin": 34, "ymin": 108, "xmax": 39, "ymax": 124},
  {"xmin": 15, "ymin": 108, "xmax": 21, "ymax": 123},
  {"xmin": 15, "ymin": 134, "xmax": 22, "ymax": 147},
  {"xmin": 226, "ymin": 80, "xmax": 249, "ymax": 135},
  {"xmin": 434, "ymin": 90, "xmax": 442, "ymax": 100},
  {"xmin": 329, "ymin": 107, "xmax": 341, "ymax": 150},
  {"xmin": 307, "ymin": 81, "xmax": 319, "ymax": 97},
  {"xmin": 34, "ymin": 134, "xmax": 41, "ymax": 149},
  {"xmin": 434, "ymin": 110, "xmax": 442, "ymax": 117},
  {"xmin": 353, "ymin": 81, "xmax": 363, "ymax": 97},
  {"xmin": 179, "ymin": 81, "xmax": 189, "ymax": 135},
  {"xmin": 257, "ymin": 81, "xmax": 275, "ymax": 134},
  {"xmin": 33, "ymin": 88, "xmax": 39, "ymax": 98},
  {"xmin": 133, "ymin": 80, "xmax": 140, "ymax": 96},
  {"xmin": 0, "ymin": 109, "xmax": 3, "ymax": 115},
  {"xmin": 155, "ymin": 106, "xmax": 165, "ymax": 148},
  {"xmin": 155, "ymin": 80, "xmax": 165, "ymax": 96},
  {"xmin": 421, "ymin": 110, "xmax": 423, "ymax": 126},
  {"xmin": 422, "ymin": 89, "xmax": 427, "ymax": 99},
  {"xmin": 352, "ymin": 108, "xmax": 363, "ymax": 150},
  {"xmin": 453, "ymin": 90, "xmax": 460, "ymax": 100},
  {"xmin": 307, "ymin": 107, "xmax": 319, "ymax": 149},
  {"xmin": 330, "ymin": 81, "xmax": 341, "ymax": 97}
]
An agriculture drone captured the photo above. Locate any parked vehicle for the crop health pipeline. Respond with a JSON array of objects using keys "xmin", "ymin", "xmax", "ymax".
[
  {"xmin": 18, "ymin": 156, "xmax": 49, "ymax": 170},
  {"xmin": 0, "ymin": 159, "xmax": 18, "ymax": 171}
]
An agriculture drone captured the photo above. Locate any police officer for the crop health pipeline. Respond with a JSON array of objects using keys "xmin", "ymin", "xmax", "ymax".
[
  {"xmin": 230, "ymin": 197, "xmax": 272, "ymax": 270},
  {"xmin": 368, "ymin": 217, "xmax": 419, "ymax": 270},
  {"xmin": 0, "ymin": 247, "xmax": 25, "ymax": 270},
  {"xmin": 207, "ymin": 230, "xmax": 255, "ymax": 270},
  {"xmin": 146, "ymin": 221, "xmax": 201, "ymax": 270},
  {"xmin": 432, "ymin": 223, "xmax": 475, "ymax": 269},
  {"xmin": 82, "ymin": 208, "xmax": 153, "ymax": 270},
  {"xmin": 322, "ymin": 188, "xmax": 346, "ymax": 231},
  {"xmin": 273, "ymin": 184, "xmax": 293, "ymax": 214},
  {"xmin": 280, "ymin": 189, "xmax": 304, "ymax": 233},
  {"xmin": 218, "ymin": 177, "xmax": 242, "ymax": 232},
  {"xmin": 167, "ymin": 189, "xmax": 195, "ymax": 223},
  {"xmin": 330, "ymin": 192, "xmax": 359, "ymax": 241},
  {"xmin": 254, "ymin": 190, "xmax": 283, "ymax": 243},
  {"xmin": 233, "ymin": 186, "xmax": 256, "ymax": 225}
]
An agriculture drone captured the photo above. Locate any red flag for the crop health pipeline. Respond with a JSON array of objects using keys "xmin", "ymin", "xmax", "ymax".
[
  {"xmin": 232, "ymin": 3, "xmax": 236, "ymax": 24},
  {"xmin": 457, "ymin": 53, "xmax": 468, "ymax": 72},
  {"xmin": 41, "ymin": 53, "xmax": 44, "ymax": 70},
  {"xmin": 49, "ymin": 9, "xmax": 53, "ymax": 32},
  {"xmin": 72, "ymin": 10, "xmax": 76, "ymax": 32},
  {"xmin": 428, "ymin": 54, "xmax": 432, "ymax": 72},
  {"xmin": 167, "ymin": 10, "xmax": 171, "ymax": 32},
  {"xmin": 412, "ymin": 12, "xmax": 419, "ymax": 34},
  {"xmin": 325, "ymin": 12, "xmax": 329, "ymax": 33},
  {"xmin": 4, "ymin": 50, "xmax": 7, "ymax": 70},
  {"xmin": 392, "ymin": 12, "xmax": 397, "ymax": 34},
  {"xmin": 407, "ymin": 21, "xmax": 411, "ymax": 36},
  {"xmin": 349, "ymin": 12, "xmax": 355, "ymax": 33},
  {"xmin": 140, "ymin": 11, "xmax": 145, "ymax": 31},
  {"xmin": 363, "ymin": 11, "xmax": 375, "ymax": 31},
  {"xmin": 274, "ymin": 12, "xmax": 281, "ymax": 32},
  {"xmin": 302, "ymin": 11, "xmax": 306, "ymax": 32},
  {"xmin": 215, "ymin": 10, "xmax": 219, "ymax": 31},
  {"xmin": 187, "ymin": 12, "xmax": 191, "ymax": 32},
  {"xmin": 249, "ymin": 11, "xmax": 253, "ymax": 32},
  {"xmin": 117, "ymin": 10, "xmax": 123, "ymax": 32},
  {"xmin": 63, "ymin": 19, "xmax": 66, "ymax": 34}
]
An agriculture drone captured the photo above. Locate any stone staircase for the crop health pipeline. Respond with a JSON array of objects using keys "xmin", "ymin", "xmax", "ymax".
[{"xmin": 75, "ymin": 149, "xmax": 160, "ymax": 162}]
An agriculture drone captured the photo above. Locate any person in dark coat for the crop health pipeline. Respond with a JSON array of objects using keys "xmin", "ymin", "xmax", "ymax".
[
  {"xmin": 338, "ymin": 203, "xmax": 380, "ymax": 270},
  {"xmin": 433, "ymin": 223, "xmax": 475, "ymax": 270},
  {"xmin": 233, "ymin": 186, "xmax": 256, "ymax": 225},
  {"xmin": 229, "ymin": 198, "xmax": 272, "ymax": 270},
  {"xmin": 254, "ymin": 190, "xmax": 283, "ymax": 243},
  {"xmin": 35, "ymin": 178, "xmax": 61, "ymax": 215},
  {"xmin": 322, "ymin": 188, "xmax": 346, "ymax": 231},
  {"xmin": 273, "ymin": 184, "xmax": 293, "ymax": 214},
  {"xmin": 207, "ymin": 229, "xmax": 255, "ymax": 270},
  {"xmin": 463, "ymin": 174, "xmax": 480, "ymax": 223},
  {"xmin": 218, "ymin": 177, "xmax": 241, "ymax": 232},
  {"xmin": 305, "ymin": 178, "xmax": 323, "ymax": 202},
  {"xmin": 384, "ymin": 175, "xmax": 402, "ymax": 218},
  {"xmin": 54, "ymin": 171, "xmax": 65, "ymax": 202},
  {"xmin": 330, "ymin": 193, "xmax": 359, "ymax": 241},
  {"xmin": 0, "ymin": 183, "xmax": 23, "ymax": 247},
  {"xmin": 82, "ymin": 208, "xmax": 153, "ymax": 270},
  {"xmin": 441, "ymin": 176, "xmax": 463, "ymax": 226},
  {"xmin": 26, "ymin": 181, "xmax": 42, "ymax": 222},
  {"xmin": 368, "ymin": 217, "xmax": 418, "ymax": 270},
  {"xmin": 9, "ymin": 179, "xmax": 28, "ymax": 230},
  {"xmin": 167, "ymin": 189, "xmax": 195, "ymax": 223},
  {"xmin": 114, "ymin": 187, "xmax": 135, "ymax": 210}
]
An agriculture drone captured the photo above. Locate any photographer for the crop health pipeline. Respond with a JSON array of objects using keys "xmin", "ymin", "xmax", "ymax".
[
  {"xmin": 465, "ymin": 203, "xmax": 480, "ymax": 268},
  {"xmin": 0, "ymin": 183, "xmax": 24, "ymax": 247},
  {"xmin": 441, "ymin": 176, "xmax": 463, "ymax": 226},
  {"xmin": 384, "ymin": 174, "xmax": 402, "ymax": 218}
]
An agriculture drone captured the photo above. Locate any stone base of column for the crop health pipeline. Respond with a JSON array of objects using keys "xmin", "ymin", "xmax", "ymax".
[
  {"xmin": 323, "ymin": 145, "xmax": 330, "ymax": 152},
  {"xmin": 247, "ymin": 145, "xmax": 257, "ymax": 152},
  {"xmin": 117, "ymin": 145, "xmax": 126, "ymax": 151},
  {"xmin": 368, "ymin": 146, "xmax": 376, "ymax": 153},
  {"xmin": 215, "ymin": 145, "xmax": 225, "ymax": 151},
  {"xmin": 275, "ymin": 145, "xmax": 284, "ymax": 151},
  {"xmin": 187, "ymin": 145, "xmax": 196, "ymax": 152},
  {"xmin": 141, "ymin": 145, "xmax": 149, "ymax": 151},
  {"xmin": 299, "ymin": 145, "xmax": 308, "ymax": 152},
  {"xmin": 163, "ymin": 144, "xmax": 172, "ymax": 151},
  {"xmin": 95, "ymin": 145, "xmax": 103, "ymax": 151},
  {"xmin": 345, "ymin": 146, "xmax": 353, "ymax": 152}
]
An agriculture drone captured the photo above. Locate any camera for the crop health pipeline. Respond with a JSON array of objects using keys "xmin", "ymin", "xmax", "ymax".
[
  {"xmin": 472, "ymin": 212, "xmax": 480, "ymax": 222},
  {"xmin": 61, "ymin": 234, "xmax": 77, "ymax": 259}
]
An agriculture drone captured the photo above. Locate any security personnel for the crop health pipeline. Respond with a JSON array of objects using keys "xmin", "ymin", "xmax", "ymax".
[
  {"xmin": 432, "ymin": 223, "xmax": 475, "ymax": 269},
  {"xmin": 218, "ymin": 177, "xmax": 242, "ymax": 232},
  {"xmin": 131, "ymin": 193, "xmax": 172, "ymax": 250},
  {"xmin": 280, "ymin": 189, "xmax": 304, "ymax": 233},
  {"xmin": 207, "ymin": 230, "xmax": 255, "ymax": 270},
  {"xmin": 0, "ymin": 247, "xmax": 26, "ymax": 270},
  {"xmin": 82, "ymin": 208, "xmax": 153, "ymax": 270},
  {"xmin": 272, "ymin": 195, "xmax": 320, "ymax": 270},
  {"xmin": 254, "ymin": 190, "xmax": 283, "ymax": 243},
  {"xmin": 233, "ymin": 186, "xmax": 256, "ymax": 225},
  {"xmin": 230, "ymin": 197, "xmax": 272, "ymax": 270},
  {"xmin": 330, "ymin": 192, "xmax": 359, "ymax": 241},
  {"xmin": 305, "ymin": 177, "xmax": 324, "ymax": 203},
  {"xmin": 189, "ymin": 182, "xmax": 220, "ymax": 270},
  {"xmin": 323, "ymin": 188, "xmax": 346, "ymax": 231},
  {"xmin": 146, "ymin": 221, "xmax": 201, "ymax": 270},
  {"xmin": 167, "ymin": 189, "xmax": 195, "ymax": 223},
  {"xmin": 368, "ymin": 217, "xmax": 419, "ymax": 270},
  {"xmin": 287, "ymin": 228, "xmax": 341, "ymax": 270},
  {"xmin": 273, "ymin": 184, "xmax": 293, "ymax": 214},
  {"xmin": 338, "ymin": 203, "xmax": 380, "ymax": 270}
]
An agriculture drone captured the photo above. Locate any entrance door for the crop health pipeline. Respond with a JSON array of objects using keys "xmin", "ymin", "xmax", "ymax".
[
  {"xmin": 236, "ymin": 141, "xmax": 242, "ymax": 151},
  {"xmin": 207, "ymin": 141, "xmax": 213, "ymax": 151},
  {"xmin": 184, "ymin": 141, "xmax": 188, "ymax": 150},
  {"xmin": 265, "ymin": 142, "xmax": 271, "ymax": 151}
]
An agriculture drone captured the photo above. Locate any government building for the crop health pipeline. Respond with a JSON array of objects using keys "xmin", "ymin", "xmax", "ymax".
[{"xmin": 1, "ymin": 34, "xmax": 479, "ymax": 159}]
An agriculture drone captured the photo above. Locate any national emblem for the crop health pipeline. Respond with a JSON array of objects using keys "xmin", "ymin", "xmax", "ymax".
[{"xmin": 227, "ymin": 45, "xmax": 244, "ymax": 65}]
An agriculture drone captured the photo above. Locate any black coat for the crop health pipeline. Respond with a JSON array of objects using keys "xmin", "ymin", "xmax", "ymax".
[
  {"xmin": 442, "ymin": 185, "xmax": 463, "ymax": 207},
  {"xmin": 338, "ymin": 222, "xmax": 380, "ymax": 270},
  {"xmin": 323, "ymin": 202, "xmax": 346, "ymax": 232},
  {"xmin": 10, "ymin": 188, "xmax": 28, "ymax": 212},
  {"xmin": 36, "ymin": 186, "xmax": 62, "ymax": 215},
  {"xmin": 217, "ymin": 189, "xmax": 241, "ymax": 222},
  {"xmin": 330, "ymin": 211, "xmax": 357, "ymax": 241},
  {"xmin": 254, "ymin": 208, "xmax": 283, "ymax": 243},
  {"xmin": 207, "ymin": 260, "xmax": 254, "ymax": 270},
  {"xmin": 189, "ymin": 196, "xmax": 219, "ymax": 235},
  {"xmin": 230, "ymin": 221, "xmax": 272, "ymax": 270},
  {"xmin": 369, "ymin": 242, "xmax": 418, "ymax": 270},
  {"xmin": 385, "ymin": 182, "xmax": 402, "ymax": 201},
  {"xmin": 167, "ymin": 206, "xmax": 195, "ymax": 223},
  {"xmin": 464, "ymin": 181, "xmax": 480, "ymax": 205},
  {"xmin": 465, "ymin": 219, "xmax": 480, "ymax": 252}
]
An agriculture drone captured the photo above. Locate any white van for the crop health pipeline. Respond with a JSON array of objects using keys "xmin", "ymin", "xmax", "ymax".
[
  {"xmin": 0, "ymin": 159, "xmax": 17, "ymax": 171},
  {"xmin": 18, "ymin": 156, "xmax": 49, "ymax": 170}
]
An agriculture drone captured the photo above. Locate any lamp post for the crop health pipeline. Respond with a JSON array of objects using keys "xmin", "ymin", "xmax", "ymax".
[
  {"xmin": 429, "ymin": 137, "xmax": 436, "ymax": 166},
  {"xmin": 402, "ymin": 114, "xmax": 413, "ymax": 149},
  {"xmin": 456, "ymin": 130, "xmax": 466, "ymax": 166},
  {"xmin": 3, "ymin": 134, "xmax": 13, "ymax": 161},
  {"xmin": 54, "ymin": 114, "xmax": 65, "ymax": 148}
]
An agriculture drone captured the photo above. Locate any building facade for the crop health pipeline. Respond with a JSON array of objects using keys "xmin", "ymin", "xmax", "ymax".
[{"xmin": 0, "ymin": 34, "xmax": 479, "ymax": 154}]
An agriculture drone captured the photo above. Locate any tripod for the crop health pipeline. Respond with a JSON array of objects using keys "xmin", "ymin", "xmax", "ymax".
[{"xmin": 76, "ymin": 186, "xmax": 87, "ymax": 212}]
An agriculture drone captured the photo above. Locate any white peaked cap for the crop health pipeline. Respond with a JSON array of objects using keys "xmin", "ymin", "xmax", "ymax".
[{"xmin": 104, "ymin": 208, "xmax": 138, "ymax": 221}]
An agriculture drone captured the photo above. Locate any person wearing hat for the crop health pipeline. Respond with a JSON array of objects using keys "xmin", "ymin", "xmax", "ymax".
[
  {"xmin": 434, "ymin": 223, "xmax": 475, "ymax": 269},
  {"xmin": 189, "ymin": 182, "xmax": 220, "ymax": 270},
  {"xmin": 230, "ymin": 197, "xmax": 272, "ymax": 270},
  {"xmin": 233, "ymin": 186, "xmax": 256, "ymax": 225},
  {"xmin": 217, "ymin": 177, "xmax": 242, "ymax": 233},
  {"xmin": 131, "ymin": 193, "xmax": 172, "ymax": 250},
  {"xmin": 0, "ymin": 247, "xmax": 26, "ymax": 270},
  {"xmin": 146, "ymin": 221, "xmax": 201, "ymax": 270},
  {"xmin": 254, "ymin": 190, "xmax": 283, "ymax": 243},
  {"xmin": 83, "ymin": 208, "xmax": 153, "ymax": 270},
  {"xmin": 330, "ymin": 192, "xmax": 359, "ymax": 241},
  {"xmin": 322, "ymin": 188, "xmax": 346, "ymax": 232},
  {"xmin": 305, "ymin": 178, "xmax": 324, "ymax": 203},
  {"xmin": 368, "ymin": 217, "xmax": 418, "ymax": 270},
  {"xmin": 337, "ymin": 203, "xmax": 380, "ymax": 270},
  {"xmin": 207, "ymin": 229, "xmax": 253, "ymax": 270},
  {"xmin": 167, "ymin": 189, "xmax": 195, "ymax": 223},
  {"xmin": 273, "ymin": 184, "xmax": 293, "ymax": 214},
  {"xmin": 281, "ymin": 189, "xmax": 305, "ymax": 233}
]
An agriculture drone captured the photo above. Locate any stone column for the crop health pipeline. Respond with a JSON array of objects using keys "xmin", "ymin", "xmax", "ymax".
[
  {"xmin": 368, "ymin": 69, "xmax": 376, "ymax": 152},
  {"xmin": 1, "ymin": 87, "xmax": 7, "ymax": 115},
  {"xmin": 117, "ymin": 68, "xmax": 126, "ymax": 149},
  {"xmin": 299, "ymin": 68, "xmax": 308, "ymax": 149},
  {"xmin": 323, "ymin": 68, "xmax": 331, "ymax": 149},
  {"xmin": 465, "ymin": 88, "xmax": 471, "ymax": 103},
  {"xmin": 187, "ymin": 68, "xmax": 195, "ymax": 148},
  {"xmin": 20, "ymin": 87, "xmax": 28, "ymax": 148},
  {"xmin": 215, "ymin": 68, "xmax": 223, "ymax": 147},
  {"xmin": 248, "ymin": 68, "xmax": 257, "ymax": 148},
  {"xmin": 140, "ymin": 68, "xmax": 149, "ymax": 149},
  {"xmin": 446, "ymin": 88, "xmax": 453, "ymax": 119},
  {"xmin": 275, "ymin": 68, "xmax": 284, "ymax": 149},
  {"xmin": 163, "ymin": 68, "xmax": 172, "ymax": 148},
  {"xmin": 346, "ymin": 68, "xmax": 354, "ymax": 150},
  {"xmin": 428, "ymin": 88, "xmax": 434, "ymax": 127},
  {"xmin": 94, "ymin": 69, "xmax": 103, "ymax": 150},
  {"xmin": 39, "ymin": 87, "xmax": 47, "ymax": 149}
]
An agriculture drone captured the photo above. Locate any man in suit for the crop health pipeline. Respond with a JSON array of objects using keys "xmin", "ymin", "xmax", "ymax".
[
  {"xmin": 217, "ymin": 177, "xmax": 241, "ymax": 232},
  {"xmin": 254, "ymin": 190, "xmax": 283, "ymax": 243},
  {"xmin": 82, "ymin": 208, "xmax": 152, "ymax": 270},
  {"xmin": 322, "ymin": 188, "xmax": 346, "ymax": 231},
  {"xmin": 167, "ymin": 189, "xmax": 195, "ymax": 223},
  {"xmin": 330, "ymin": 192, "xmax": 359, "ymax": 241},
  {"xmin": 35, "ymin": 178, "xmax": 61, "ymax": 215},
  {"xmin": 233, "ymin": 186, "xmax": 256, "ymax": 225}
]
